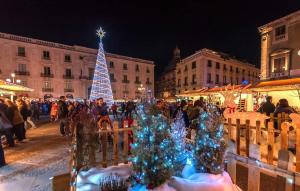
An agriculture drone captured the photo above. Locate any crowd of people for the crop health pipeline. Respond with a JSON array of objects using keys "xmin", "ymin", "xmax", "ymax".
[{"xmin": 0, "ymin": 94, "xmax": 297, "ymax": 167}]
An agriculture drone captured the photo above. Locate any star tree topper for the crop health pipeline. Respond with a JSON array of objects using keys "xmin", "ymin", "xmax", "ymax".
[{"xmin": 96, "ymin": 27, "xmax": 106, "ymax": 41}]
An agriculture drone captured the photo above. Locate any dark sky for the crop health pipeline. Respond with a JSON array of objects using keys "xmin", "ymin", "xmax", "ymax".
[{"xmin": 1, "ymin": 0, "xmax": 300, "ymax": 75}]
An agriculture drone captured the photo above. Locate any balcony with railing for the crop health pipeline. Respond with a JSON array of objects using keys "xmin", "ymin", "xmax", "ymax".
[
  {"xmin": 63, "ymin": 75, "xmax": 74, "ymax": 79},
  {"xmin": 64, "ymin": 88, "xmax": 74, "ymax": 92},
  {"xmin": 146, "ymin": 81, "xmax": 152, "ymax": 85},
  {"xmin": 135, "ymin": 81, "xmax": 141, "ymax": 84},
  {"xmin": 269, "ymin": 70, "xmax": 289, "ymax": 79},
  {"xmin": 122, "ymin": 80, "xmax": 130, "ymax": 83},
  {"xmin": 15, "ymin": 71, "xmax": 30, "ymax": 76},
  {"xmin": 40, "ymin": 73, "xmax": 54, "ymax": 78},
  {"xmin": 42, "ymin": 88, "xmax": 53, "ymax": 92},
  {"xmin": 17, "ymin": 52, "xmax": 26, "ymax": 57}
]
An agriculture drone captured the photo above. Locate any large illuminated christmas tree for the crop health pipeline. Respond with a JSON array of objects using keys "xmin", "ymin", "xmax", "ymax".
[{"xmin": 89, "ymin": 27, "xmax": 114, "ymax": 106}]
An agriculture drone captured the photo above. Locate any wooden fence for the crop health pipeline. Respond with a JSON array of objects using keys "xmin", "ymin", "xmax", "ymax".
[{"xmin": 226, "ymin": 112, "xmax": 300, "ymax": 172}]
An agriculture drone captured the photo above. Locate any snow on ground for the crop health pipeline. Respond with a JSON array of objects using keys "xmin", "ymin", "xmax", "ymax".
[{"xmin": 0, "ymin": 122, "xmax": 69, "ymax": 191}]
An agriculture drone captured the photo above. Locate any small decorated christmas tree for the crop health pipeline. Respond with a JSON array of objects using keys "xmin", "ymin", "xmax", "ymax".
[
  {"xmin": 171, "ymin": 111, "xmax": 189, "ymax": 175},
  {"xmin": 130, "ymin": 104, "xmax": 176, "ymax": 189},
  {"xmin": 193, "ymin": 104, "xmax": 226, "ymax": 174}
]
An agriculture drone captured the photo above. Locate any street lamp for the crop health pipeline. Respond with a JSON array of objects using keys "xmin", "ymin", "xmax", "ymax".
[
  {"xmin": 11, "ymin": 73, "xmax": 15, "ymax": 83},
  {"xmin": 6, "ymin": 73, "xmax": 20, "ymax": 84},
  {"xmin": 138, "ymin": 84, "xmax": 146, "ymax": 102}
]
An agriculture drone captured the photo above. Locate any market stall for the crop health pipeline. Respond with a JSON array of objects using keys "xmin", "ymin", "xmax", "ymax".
[
  {"xmin": 251, "ymin": 78, "xmax": 300, "ymax": 112},
  {"xmin": 0, "ymin": 79, "xmax": 34, "ymax": 100}
]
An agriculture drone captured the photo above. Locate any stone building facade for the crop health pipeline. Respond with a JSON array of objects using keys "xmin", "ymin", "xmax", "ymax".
[
  {"xmin": 259, "ymin": 10, "xmax": 300, "ymax": 80},
  {"xmin": 176, "ymin": 48, "xmax": 260, "ymax": 94},
  {"xmin": 0, "ymin": 32, "xmax": 154, "ymax": 100},
  {"xmin": 155, "ymin": 46, "xmax": 180, "ymax": 99}
]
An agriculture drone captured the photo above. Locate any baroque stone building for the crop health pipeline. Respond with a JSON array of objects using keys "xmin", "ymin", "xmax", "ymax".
[
  {"xmin": 259, "ymin": 10, "xmax": 300, "ymax": 80},
  {"xmin": 176, "ymin": 48, "xmax": 260, "ymax": 95},
  {"xmin": 155, "ymin": 47, "xmax": 180, "ymax": 99},
  {"xmin": 0, "ymin": 32, "xmax": 154, "ymax": 100}
]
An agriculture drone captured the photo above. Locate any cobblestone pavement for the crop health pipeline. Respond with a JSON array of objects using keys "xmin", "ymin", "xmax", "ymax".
[{"xmin": 0, "ymin": 122, "xmax": 70, "ymax": 191}]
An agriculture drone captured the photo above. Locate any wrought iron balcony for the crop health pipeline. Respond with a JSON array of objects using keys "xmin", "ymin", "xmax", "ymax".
[
  {"xmin": 122, "ymin": 80, "xmax": 130, "ymax": 83},
  {"xmin": 15, "ymin": 71, "xmax": 30, "ymax": 76},
  {"xmin": 63, "ymin": 75, "xmax": 74, "ymax": 79},
  {"xmin": 64, "ymin": 88, "xmax": 74, "ymax": 92},
  {"xmin": 17, "ymin": 52, "xmax": 26, "ymax": 57},
  {"xmin": 40, "ymin": 73, "xmax": 54, "ymax": 78},
  {"xmin": 42, "ymin": 88, "xmax": 53, "ymax": 92},
  {"xmin": 269, "ymin": 71, "xmax": 289, "ymax": 78}
]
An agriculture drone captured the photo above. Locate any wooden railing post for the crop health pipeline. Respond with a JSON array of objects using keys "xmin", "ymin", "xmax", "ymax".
[
  {"xmin": 267, "ymin": 121, "xmax": 274, "ymax": 165},
  {"xmin": 256, "ymin": 120, "xmax": 261, "ymax": 145},
  {"xmin": 228, "ymin": 118, "xmax": 232, "ymax": 140},
  {"xmin": 113, "ymin": 121, "xmax": 119, "ymax": 165},
  {"xmin": 236, "ymin": 119, "xmax": 241, "ymax": 155},
  {"xmin": 123, "ymin": 120, "xmax": 129, "ymax": 164},
  {"xmin": 280, "ymin": 122, "xmax": 288, "ymax": 150},
  {"xmin": 101, "ymin": 122, "xmax": 108, "ymax": 168},
  {"xmin": 296, "ymin": 122, "xmax": 300, "ymax": 172},
  {"xmin": 278, "ymin": 113, "xmax": 282, "ymax": 131},
  {"xmin": 245, "ymin": 120, "xmax": 250, "ymax": 157}
]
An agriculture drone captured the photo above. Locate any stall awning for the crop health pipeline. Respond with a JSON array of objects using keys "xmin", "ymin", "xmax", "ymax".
[
  {"xmin": 0, "ymin": 80, "xmax": 33, "ymax": 92},
  {"xmin": 206, "ymin": 84, "xmax": 252, "ymax": 93},
  {"xmin": 252, "ymin": 78, "xmax": 300, "ymax": 91},
  {"xmin": 176, "ymin": 88, "xmax": 208, "ymax": 97}
]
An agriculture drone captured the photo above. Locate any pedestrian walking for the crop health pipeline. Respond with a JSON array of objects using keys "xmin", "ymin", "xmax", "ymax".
[{"xmin": 57, "ymin": 96, "xmax": 69, "ymax": 136}]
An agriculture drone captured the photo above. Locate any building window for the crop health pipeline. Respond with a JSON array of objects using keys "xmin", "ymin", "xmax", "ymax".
[
  {"xmin": 18, "ymin": 64, "xmax": 27, "ymax": 72},
  {"xmin": 273, "ymin": 57, "xmax": 286, "ymax": 73},
  {"xmin": 64, "ymin": 54, "xmax": 71, "ymax": 62},
  {"xmin": 242, "ymin": 69, "xmax": 245, "ymax": 75},
  {"xmin": 135, "ymin": 65, "xmax": 140, "ymax": 72},
  {"xmin": 192, "ymin": 61, "xmax": 196, "ymax": 69},
  {"xmin": 275, "ymin": 25, "xmax": 286, "ymax": 40},
  {"xmin": 135, "ymin": 76, "xmax": 141, "ymax": 84},
  {"xmin": 123, "ymin": 75, "xmax": 129, "ymax": 83},
  {"xmin": 44, "ymin": 66, "xmax": 51, "ymax": 75},
  {"xmin": 44, "ymin": 81, "xmax": 51, "ymax": 88},
  {"xmin": 18, "ymin": 47, "xmax": 25, "ymax": 57},
  {"xmin": 230, "ymin": 76, "xmax": 233, "ymax": 84},
  {"xmin": 207, "ymin": 60, "xmax": 212, "ymax": 67},
  {"xmin": 43, "ymin": 51, "xmax": 50, "ymax": 60},
  {"xmin": 236, "ymin": 77, "xmax": 239, "ymax": 85},
  {"xmin": 248, "ymin": 71, "xmax": 250, "ymax": 77},
  {"xmin": 192, "ymin": 74, "xmax": 196, "ymax": 84},
  {"xmin": 109, "ymin": 61, "xmax": 114, "ymax": 68},
  {"xmin": 184, "ymin": 65, "xmax": 188, "ymax": 71},
  {"xmin": 177, "ymin": 79, "xmax": 181, "ymax": 87},
  {"xmin": 230, "ymin": 66, "xmax": 233, "ymax": 72},
  {"xmin": 65, "ymin": 69, "xmax": 72, "ymax": 77},
  {"xmin": 65, "ymin": 80, "xmax": 72, "ymax": 89},
  {"xmin": 123, "ymin": 63, "xmax": 128, "ymax": 70},
  {"xmin": 207, "ymin": 73, "xmax": 212, "ymax": 83},
  {"xmin": 184, "ymin": 77, "xmax": 188, "ymax": 86},
  {"xmin": 216, "ymin": 62, "xmax": 220, "ymax": 69},
  {"xmin": 216, "ymin": 74, "xmax": 219, "ymax": 84},
  {"xmin": 79, "ymin": 55, "xmax": 84, "ymax": 60},
  {"xmin": 223, "ymin": 64, "xmax": 227, "ymax": 71},
  {"xmin": 88, "ymin": 68, "xmax": 94, "ymax": 79},
  {"xmin": 110, "ymin": 73, "xmax": 115, "ymax": 81},
  {"xmin": 223, "ymin": 76, "xmax": 227, "ymax": 84},
  {"xmin": 236, "ymin": 67, "xmax": 239, "ymax": 73},
  {"xmin": 146, "ymin": 67, "xmax": 150, "ymax": 73},
  {"xmin": 177, "ymin": 69, "xmax": 181, "ymax": 74}
]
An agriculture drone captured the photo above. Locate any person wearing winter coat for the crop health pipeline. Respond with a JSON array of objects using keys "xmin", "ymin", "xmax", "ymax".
[
  {"xmin": 0, "ymin": 99, "xmax": 14, "ymax": 147},
  {"xmin": 5, "ymin": 99, "xmax": 25, "ymax": 141}
]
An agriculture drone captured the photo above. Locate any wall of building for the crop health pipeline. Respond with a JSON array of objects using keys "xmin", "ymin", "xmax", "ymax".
[
  {"xmin": 176, "ymin": 49, "xmax": 260, "ymax": 95},
  {"xmin": 259, "ymin": 10, "xmax": 300, "ymax": 80},
  {"xmin": 0, "ymin": 32, "xmax": 154, "ymax": 100}
]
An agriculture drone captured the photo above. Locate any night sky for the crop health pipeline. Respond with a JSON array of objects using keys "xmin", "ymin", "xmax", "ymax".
[{"xmin": 1, "ymin": 0, "xmax": 300, "ymax": 75}]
